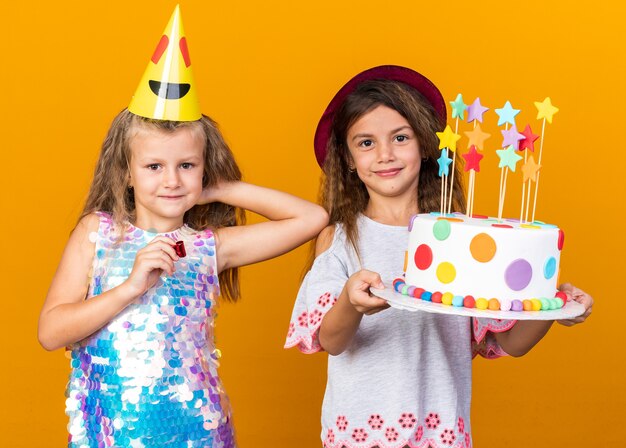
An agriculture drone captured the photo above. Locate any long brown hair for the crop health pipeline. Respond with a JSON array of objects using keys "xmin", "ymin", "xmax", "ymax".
[
  {"xmin": 321, "ymin": 79, "xmax": 466, "ymax": 256},
  {"xmin": 80, "ymin": 108, "xmax": 245, "ymax": 301}
]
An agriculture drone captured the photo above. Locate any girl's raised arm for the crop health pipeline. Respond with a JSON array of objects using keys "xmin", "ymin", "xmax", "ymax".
[
  {"xmin": 38, "ymin": 214, "xmax": 179, "ymax": 351},
  {"xmin": 205, "ymin": 181, "xmax": 328, "ymax": 272}
]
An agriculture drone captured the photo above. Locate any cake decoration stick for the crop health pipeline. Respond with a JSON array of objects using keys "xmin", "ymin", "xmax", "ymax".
[
  {"xmin": 521, "ymin": 149, "xmax": 528, "ymax": 222},
  {"xmin": 464, "ymin": 98, "xmax": 489, "ymax": 216},
  {"xmin": 518, "ymin": 124, "xmax": 539, "ymax": 222},
  {"xmin": 496, "ymin": 145, "xmax": 522, "ymax": 220},
  {"xmin": 436, "ymin": 125, "xmax": 460, "ymax": 215},
  {"xmin": 521, "ymin": 154, "xmax": 541, "ymax": 222},
  {"xmin": 531, "ymin": 97, "xmax": 559, "ymax": 222},
  {"xmin": 437, "ymin": 149, "xmax": 453, "ymax": 214},
  {"xmin": 500, "ymin": 123, "xmax": 524, "ymax": 219},
  {"xmin": 448, "ymin": 94, "xmax": 467, "ymax": 214},
  {"xmin": 464, "ymin": 123, "xmax": 490, "ymax": 217},
  {"xmin": 495, "ymin": 101, "xmax": 520, "ymax": 221},
  {"xmin": 461, "ymin": 145, "xmax": 483, "ymax": 217}
]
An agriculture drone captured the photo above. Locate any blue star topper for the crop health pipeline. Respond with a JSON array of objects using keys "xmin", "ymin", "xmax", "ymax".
[
  {"xmin": 437, "ymin": 149, "xmax": 453, "ymax": 177},
  {"xmin": 495, "ymin": 101, "xmax": 520, "ymax": 127}
]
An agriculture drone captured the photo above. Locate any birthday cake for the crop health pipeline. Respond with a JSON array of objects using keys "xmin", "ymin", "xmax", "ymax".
[{"xmin": 392, "ymin": 213, "xmax": 566, "ymax": 312}]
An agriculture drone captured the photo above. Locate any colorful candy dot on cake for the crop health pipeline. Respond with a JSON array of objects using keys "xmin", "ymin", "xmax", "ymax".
[
  {"xmin": 511, "ymin": 300, "xmax": 523, "ymax": 311},
  {"xmin": 476, "ymin": 298, "xmax": 488, "ymax": 310},
  {"xmin": 505, "ymin": 259, "xmax": 533, "ymax": 291},
  {"xmin": 500, "ymin": 299, "xmax": 512, "ymax": 311},
  {"xmin": 452, "ymin": 296, "xmax": 464, "ymax": 307},
  {"xmin": 555, "ymin": 291, "xmax": 567, "ymax": 306},
  {"xmin": 522, "ymin": 300, "xmax": 533, "ymax": 311},
  {"xmin": 471, "ymin": 214, "xmax": 488, "ymax": 219},
  {"xmin": 393, "ymin": 278, "xmax": 404, "ymax": 288},
  {"xmin": 436, "ymin": 262, "xmax": 456, "ymax": 284},
  {"xmin": 431, "ymin": 292, "xmax": 443, "ymax": 303},
  {"xmin": 442, "ymin": 292, "xmax": 454, "ymax": 305},
  {"xmin": 488, "ymin": 299, "xmax": 500, "ymax": 310},
  {"xmin": 414, "ymin": 244, "xmax": 433, "ymax": 270},
  {"xmin": 433, "ymin": 219, "xmax": 452, "ymax": 240},
  {"xmin": 492, "ymin": 223, "xmax": 513, "ymax": 229},
  {"xmin": 401, "ymin": 285, "xmax": 410, "ymax": 295},
  {"xmin": 463, "ymin": 295, "xmax": 476, "ymax": 308},
  {"xmin": 520, "ymin": 224, "xmax": 541, "ymax": 230},
  {"xmin": 530, "ymin": 298, "xmax": 542, "ymax": 311},
  {"xmin": 558, "ymin": 229, "xmax": 565, "ymax": 250},
  {"xmin": 470, "ymin": 233, "xmax": 497, "ymax": 263},
  {"xmin": 406, "ymin": 286, "xmax": 416, "ymax": 297},
  {"xmin": 412, "ymin": 287, "xmax": 425, "ymax": 299},
  {"xmin": 421, "ymin": 291, "xmax": 433, "ymax": 301},
  {"xmin": 543, "ymin": 257, "xmax": 557, "ymax": 279},
  {"xmin": 394, "ymin": 279, "xmax": 406, "ymax": 292},
  {"xmin": 540, "ymin": 298, "xmax": 551, "ymax": 310},
  {"xmin": 552, "ymin": 298, "xmax": 564, "ymax": 309}
]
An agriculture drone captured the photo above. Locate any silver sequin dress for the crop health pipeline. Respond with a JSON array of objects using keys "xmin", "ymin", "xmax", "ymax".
[{"xmin": 65, "ymin": 212, "xmax": 235, "ymax": 447}]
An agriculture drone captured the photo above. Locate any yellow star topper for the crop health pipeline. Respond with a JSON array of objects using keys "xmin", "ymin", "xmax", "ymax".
[
  {"xmin": 464, "ymin": 123, "xmax": 491, "ymax": 151},
  {"xmin": 522, "ymin": 155, "xmax": 542, "ymax": 182},
  {"xmin": 128, "ymin": 5, "xmax": 201, "ymax": 121},
  {"xmin": 436, "ymin": 125, "xmax": 461, "ymax": 152},
  {"xmin": 534, "ymin": 97, "xmax": 559, "ymax": 124}
]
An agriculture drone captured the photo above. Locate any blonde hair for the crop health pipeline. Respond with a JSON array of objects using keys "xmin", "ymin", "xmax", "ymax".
[
  {"xmin": 320, "ymin": 79, "xmax": 466, "ymax": 257},
  {"xmin": 81, "ymin": 108, "xmax": 245, "ymax": 301}
]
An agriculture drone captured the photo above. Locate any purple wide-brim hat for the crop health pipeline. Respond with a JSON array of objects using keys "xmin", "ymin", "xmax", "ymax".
[{"xmin": 313, "ymin": 65, "xmax": 447, "ymax": 169}]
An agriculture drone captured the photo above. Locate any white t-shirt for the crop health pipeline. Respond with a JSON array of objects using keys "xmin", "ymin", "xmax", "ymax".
[{"xmin": 285, "ymin": 215, "xmax": 515, "ymax": 448}]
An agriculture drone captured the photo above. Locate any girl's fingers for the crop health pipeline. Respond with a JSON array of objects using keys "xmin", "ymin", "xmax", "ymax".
[
  {"xmin": 353, "ymin": 270, "xmax": 384, "ymax": 290},
  {"xmin": 363, "ymin": 303, "xmax": 390, "ymax": 315},
  {"xmin": 557, "ymin": 305, "xmax": 592, "ymax": 326},
  {"xmin": 355, "ymin": 295, "xmax": 388, "ymax": 314},
  {"xmin": 138, "ymin": 252, "xmax": 176, "ymax": 275},
  {"xmin": 143, "ymin": 237, "xmax": 180, "ymax": 261}
]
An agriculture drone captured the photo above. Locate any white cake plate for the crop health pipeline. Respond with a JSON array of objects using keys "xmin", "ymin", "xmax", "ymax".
[{"xmin": 370, "ymin": 283, "xmax": 586, "ymax": 320}]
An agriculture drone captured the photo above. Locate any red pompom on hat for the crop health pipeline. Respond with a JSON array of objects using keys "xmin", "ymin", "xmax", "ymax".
[{"xmin": 313, "ymin": 65, "xmax": 447, "ymax": 169}]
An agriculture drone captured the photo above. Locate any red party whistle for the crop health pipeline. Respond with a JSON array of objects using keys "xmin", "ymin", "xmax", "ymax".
[{"xmin": 174, "ymin": 241, "xmax": 186, "ymax": 258}]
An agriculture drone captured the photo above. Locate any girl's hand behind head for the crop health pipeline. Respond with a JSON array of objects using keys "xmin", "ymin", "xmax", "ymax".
[{"xmin": 197, "ymin": 181, "xmax": 234, "ymax": 205}]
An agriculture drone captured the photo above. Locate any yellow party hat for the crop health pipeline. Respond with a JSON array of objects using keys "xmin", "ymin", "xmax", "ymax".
[{"xmin": 128, "ymin": 5, "xmax": 201, "ymax": 121}]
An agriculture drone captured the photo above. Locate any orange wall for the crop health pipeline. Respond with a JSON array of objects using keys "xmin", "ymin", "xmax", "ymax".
[{"xmin": 1, "ymin": 1, "xmax": 623, "ymax": 446}]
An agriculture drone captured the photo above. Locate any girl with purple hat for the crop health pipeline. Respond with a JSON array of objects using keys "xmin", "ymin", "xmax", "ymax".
[{"xmin": 285, "ymin": 65, "xmax": 592, "ymax": 448}]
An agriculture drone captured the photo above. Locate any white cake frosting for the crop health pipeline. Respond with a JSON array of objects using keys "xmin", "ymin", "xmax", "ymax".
[{"xmin": 404, "ymin": 213, "xmax": 563, "ymax": 303}]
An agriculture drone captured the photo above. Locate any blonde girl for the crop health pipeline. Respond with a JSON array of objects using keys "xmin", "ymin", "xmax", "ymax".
[{"xmin": 39, "ymin": 110, "xmax": 328, "ymax": 447}]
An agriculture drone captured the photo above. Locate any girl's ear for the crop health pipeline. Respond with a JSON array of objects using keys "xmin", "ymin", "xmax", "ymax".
[{"xmin": 348, "ymin": 156, "xmax": 358, "ymax": 172}]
